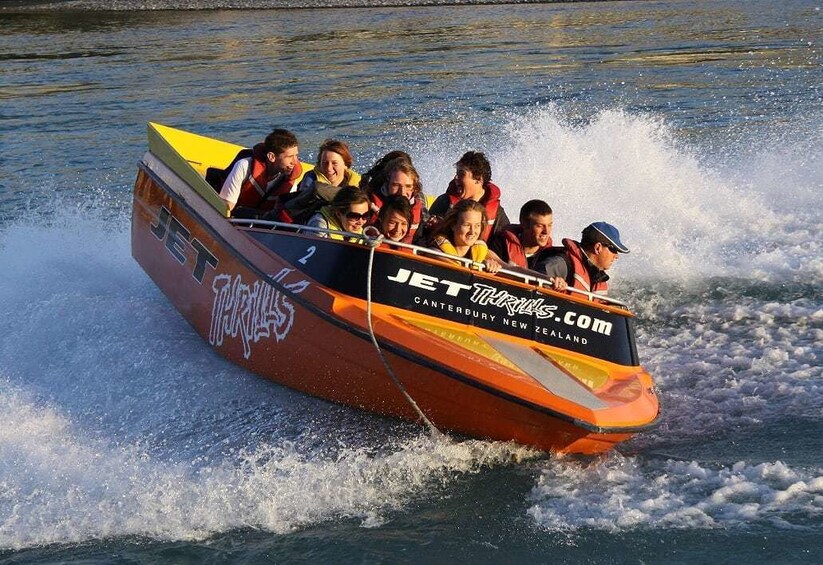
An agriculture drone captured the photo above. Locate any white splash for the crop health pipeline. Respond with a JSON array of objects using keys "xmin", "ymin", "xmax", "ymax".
[
  {"xmin": 0, "ymin": 380, "xmax": 536, "ymax": 550},
  {"xmin": 417, "ymin": 106, "xmax": 822, "ymax": 284},
  {"xmin": 0, "ymin": 213, "xmax": 539, "ymax": 549},
  {"xmin": 527, "ymin": 453, "xmax": 823, "ymax": 531}
]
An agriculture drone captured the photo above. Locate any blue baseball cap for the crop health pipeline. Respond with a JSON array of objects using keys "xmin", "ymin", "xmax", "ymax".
[{"xmin": 588, "ymin": 222, "xmax": 629, "ymax": 253}]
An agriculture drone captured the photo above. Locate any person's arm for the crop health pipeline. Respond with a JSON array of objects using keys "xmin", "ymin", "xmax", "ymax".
[
  {"xmin": 305, "ymin": 212, "xmax": 330, "ymax": 237},
  {"xmin": 536, "ymin": 255, "xmax": 569, "ymax": 291},
  {"xmin": 218, "ymin": 159, "xmax": 250, "ymax": 214},
  {"xmin": 487, "ymin": 233, "xmax": 509, "ymax": 263},
  {"xmin": 493, "ymin": 206, "xmax": 511, "ymax": 234},
  {"xmin": 483, "ymin": 249, "xmax": 503, "ymax": 274}
]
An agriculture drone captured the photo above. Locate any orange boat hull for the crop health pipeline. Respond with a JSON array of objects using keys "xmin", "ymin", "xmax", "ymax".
[{"xmin": 131, "ymin": 125, "xmax": 659, "ymax": 454}]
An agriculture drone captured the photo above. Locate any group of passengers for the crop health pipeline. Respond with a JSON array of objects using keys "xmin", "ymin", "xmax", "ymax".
[{"xmin": 214, "ymin": 129, "xmax": 629, "ymax": 301}]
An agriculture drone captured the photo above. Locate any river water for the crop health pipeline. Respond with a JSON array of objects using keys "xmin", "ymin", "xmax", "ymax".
[{"xmin": 1, "ymin": 0, "xmax": 821, "ymax": 563}]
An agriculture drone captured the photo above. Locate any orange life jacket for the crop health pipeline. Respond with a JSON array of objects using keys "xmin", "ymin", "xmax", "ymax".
[
  {"xmin": 369, "ymin": 192, "xmax": 425, "ymax": 244},
  {"xmin": 443, "ymin": 180, "xmax": 502, "ymax": 241},
  {"xmin": 497, "ymin": 224, "xmax": 552, "ymax": 268},
  {"xmin": 562, "ymin": 238, "xmax": 609, "ymax": 299},
  {"xmin": 235, "ymin": 145, "xmax": 302, "ymax": 211}
]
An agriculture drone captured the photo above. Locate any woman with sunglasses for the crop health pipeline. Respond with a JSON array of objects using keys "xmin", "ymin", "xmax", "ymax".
[{"xmin": 306, "ymin": 186, "xmax": 371, "ymax": 240}]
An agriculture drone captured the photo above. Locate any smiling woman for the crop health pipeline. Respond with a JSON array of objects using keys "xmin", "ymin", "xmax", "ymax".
[
  {"xmin": 306, "ymin": 184, "xmax": 371, "ymax": 239},
  {"xmin": 297, "ymin": 139, "xmax": 361, "ymax": 193},
  {"xmin": 429, "ymin": 199, "xmax": 501, "ymax": 272}
]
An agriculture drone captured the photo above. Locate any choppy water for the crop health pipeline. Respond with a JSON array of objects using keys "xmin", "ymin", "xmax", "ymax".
[{"xmin": 1, "ymin": 0, "xmax": 821, "ymax": 562}]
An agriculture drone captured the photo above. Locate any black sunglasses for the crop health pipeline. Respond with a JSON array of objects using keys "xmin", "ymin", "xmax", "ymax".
[
  {"xmin": 604, "ymin": 243, "xmax": 619, "ymax": 253},
  {"xmin": 345, "ymin": 211, "xmax": 370, "ymax": 221}
]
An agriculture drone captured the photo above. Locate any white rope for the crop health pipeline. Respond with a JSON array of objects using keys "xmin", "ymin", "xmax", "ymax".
[{"xmin": 362, "ymin": 229, "xmax": 441, "ymax": 437}]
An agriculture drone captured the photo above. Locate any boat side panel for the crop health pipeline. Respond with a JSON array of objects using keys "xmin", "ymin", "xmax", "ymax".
[{"xmin": 247, "ymin": 230, "xmax": 639, "ymax": 366}]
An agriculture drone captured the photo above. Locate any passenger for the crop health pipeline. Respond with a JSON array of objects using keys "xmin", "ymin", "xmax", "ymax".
[
  {"xmin": 275, "ymin": 139, "xmax": 362, "ymax": 225},
  {"xmin": 429, "ymin": 199, "xmax": 502, "ymax": 273},
  {"xmin": 218, "ymin": 129, "xmax": 301, "ymax": 217},
  {"xmin": 359, "ymin": 150, "xmax": 412, "ymax": 194},
  {"xmin": 489, "ymin": 199, "xmax": 554, "ymax": 270},
  {"xmin": 306, "ymin": 186, "xmax": 371, "ymax": 240},
  {"xmin": 375, "ymin": 194, "xmax": 413, "ymax": 245},
  {"xmin": 534, "ymin": 222, "xmax": 630, "ymax": 300},
  {"xmin": 297, "ymin": 139, "xmax": 361, "ymax": 193},
  {"xmin": 368, "ymin": 158, "xmax": 428, "ymax": 243},
  {"xmin": 424, "ymin": 151, "xmax": 509, "ymax": 242}
]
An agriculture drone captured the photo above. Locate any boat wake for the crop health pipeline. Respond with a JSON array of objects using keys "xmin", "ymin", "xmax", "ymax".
[
  {"xmin": 1, "ymin": 107, "xmax": 821, "ymax": 548},
  {"xmin": 0, "ymin": 379, "xmax": 536, "ymax": 549}
]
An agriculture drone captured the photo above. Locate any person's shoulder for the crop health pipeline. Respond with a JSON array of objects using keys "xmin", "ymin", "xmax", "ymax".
[
  {"xmin": 306, "ymin": 211, "xmax": 327, "ymax": 227},
  {"xmin": 231, "ymin": 156, "xmax": 252, "ymax": 175},
  {"xmin": 485, "ymin": 181, "xmax": 504, "ymax": 199},
  {"xmin": 429, "ymin": 193, "xmax": 450, "ymax": 214},
  {"xmin": 346, "ymin": 168, "xmax": 362, "ymax": 187},
  {"xmin": 532, "ymin": 248, "xmax": 569, "ymax": 277},
  {"xmin": 487, "ymin": 227, "xmax": 507, "ymax": 248},
  {"xmin": 297, "ymin": 170, "xmax": 318, "ymax": 191},
  {"xmin": 431, "ymin": 192, "xmax": 449, "ymax": 205}
]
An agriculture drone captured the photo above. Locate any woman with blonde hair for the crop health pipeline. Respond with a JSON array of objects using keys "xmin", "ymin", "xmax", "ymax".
[{"xmin": 429, "ymin": 199, "xmax": 501, "ymax": 273}]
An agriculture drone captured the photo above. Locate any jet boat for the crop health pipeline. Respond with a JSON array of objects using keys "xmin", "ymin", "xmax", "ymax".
[{"xmin": 131, "ymin": 123, "xmax": 659, "ymax": 454}]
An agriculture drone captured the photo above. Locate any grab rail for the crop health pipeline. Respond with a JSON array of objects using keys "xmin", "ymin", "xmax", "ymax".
[{"xmin": 229, "ymin": 218, "xmax": 629, "ymax": 310}]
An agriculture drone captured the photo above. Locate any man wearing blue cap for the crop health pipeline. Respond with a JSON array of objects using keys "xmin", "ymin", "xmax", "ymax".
[{"xmin": 534, "ymin": 221, "xmax": 629, "ymax": 300}]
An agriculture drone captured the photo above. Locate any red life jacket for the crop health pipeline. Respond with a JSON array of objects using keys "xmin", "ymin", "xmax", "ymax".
[
  {"xmin": 444, "ymin": 180, "xmax": 502, "ymax": 241},
  {"xmin": 369, "ymin": 192, "xmax": 425, "ymax": 244},
  {"xmin": 235, "ymin": 144, "xmax": 302, "ymax": 212},
  {"xmin": 498, "ymin": 224, "xmax": 552, "ymax": 268},
  {"xmin": 562, "ymin": 238, "xmax": 609, "ymax": 299}
]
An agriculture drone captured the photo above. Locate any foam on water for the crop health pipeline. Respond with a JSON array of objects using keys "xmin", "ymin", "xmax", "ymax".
[
  {"xmin": 411, "ymin": 106, "xmax": 822, "ymax": 532},
  {"xmin": 527, "ymin": 454, "xmax": 823, "ymax": 532},
  {"xmin": 0, "ymin": 380, "xmax": 535, "ymax": 549},
  {"xmin": 437, "ymin": 106, "xmax": 821, "ymax": 284},
  {"xmin": 1, "ymin": 107, "xmax": 820, "ymax": 548}
]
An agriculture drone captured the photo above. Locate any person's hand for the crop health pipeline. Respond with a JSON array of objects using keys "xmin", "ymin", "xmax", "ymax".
[
  {"xmin": 424, "ymin": 215, "xmax": 442, "ymax": 230},
  {"xmin": 550, "ymin": 276, "xmax": 567, "ymax": 290},
  {"xmin": 483, "ymin": 257, "xmax": 502, "ymax": 274}
]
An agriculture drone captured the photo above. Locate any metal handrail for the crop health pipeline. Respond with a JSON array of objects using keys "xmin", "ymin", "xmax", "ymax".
[{"xmin": 229, "ymin": 218, "xmax": 629, "ymax": 309}]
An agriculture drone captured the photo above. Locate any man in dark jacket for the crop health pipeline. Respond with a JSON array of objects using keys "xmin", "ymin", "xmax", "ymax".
[{"xmin": 534, "ymin": 222, "xmax": 629, "ymax": 300}]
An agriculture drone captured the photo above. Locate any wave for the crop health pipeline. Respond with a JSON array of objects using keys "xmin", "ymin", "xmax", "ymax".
[
  {"xmin": 409, "ymin": 105, "xmax": 822, "ymax": 285},
  {"xmin": 528, "ymin": 452, "xmax": 823, "ymax": 532},
  {"xmin": 0, "ymin": 380, "xmax": 536, "ymax": 549}
]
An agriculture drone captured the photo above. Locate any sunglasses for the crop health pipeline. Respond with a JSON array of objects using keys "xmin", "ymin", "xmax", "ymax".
[
  {"xmin": 345, "ymin": 211, "xmax": 370, "ymax": 221},
  {"xmin": 604, "ymin": 243, "xmax": 619, "ymax": 254}
]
